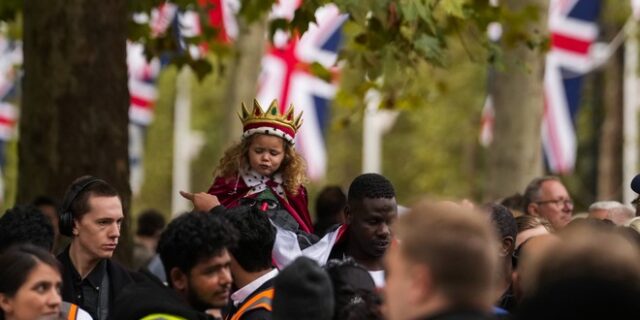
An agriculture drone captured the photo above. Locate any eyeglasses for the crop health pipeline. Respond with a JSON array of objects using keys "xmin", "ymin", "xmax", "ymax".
[{"xmin": 535, "ymin": 198, "xmax": 573, "ymax": 207}]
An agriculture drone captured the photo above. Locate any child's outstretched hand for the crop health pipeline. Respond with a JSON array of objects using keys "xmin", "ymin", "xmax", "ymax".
[{"xmin": 180, "ymin": 191, "xmax": 221, "ymax": 212}]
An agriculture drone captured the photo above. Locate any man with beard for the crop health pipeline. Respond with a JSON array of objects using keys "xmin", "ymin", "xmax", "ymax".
[
  {"xmin": 329, "ymin": 173, "xmax": 398, "ymax": 288},
  {"xmin": 158, "ymin": 211, "xmax": 238, "ymax": 319}
]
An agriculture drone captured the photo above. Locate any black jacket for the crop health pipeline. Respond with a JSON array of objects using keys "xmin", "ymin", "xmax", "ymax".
[{"xmin": 57, "ymin": 246, "xmax": 135, "ymax": 320}]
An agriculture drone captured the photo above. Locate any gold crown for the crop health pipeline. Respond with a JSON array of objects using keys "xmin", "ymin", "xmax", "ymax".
[{"xmin": 239, "ymin": 100, "xmax": 303, "ymax": 143}]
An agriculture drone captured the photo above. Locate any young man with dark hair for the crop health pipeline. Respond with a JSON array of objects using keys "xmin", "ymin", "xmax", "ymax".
[
  {"xmin": 56, "ymin": 175, "xmax": 132, "ymax": 320},
  {"xmin": 224, "ymin": 205, "xmax": 278, "ymax": 320},
  {"xmin": 157, "ymin": 211, "xmax": 238, "ymax": 318},
  {"xmin": 329, "ymin": 173, "xmax": 398, "ymax": 288}
]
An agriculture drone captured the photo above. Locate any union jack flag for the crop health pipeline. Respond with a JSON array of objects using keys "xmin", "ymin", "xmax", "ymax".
[
  {"xmin": 542, "ymin": 0, "xmax": 600, "ymax": 174},
  {"xmin": 257, "ymin": 2, "xmax": 348, "ymax": 181}
]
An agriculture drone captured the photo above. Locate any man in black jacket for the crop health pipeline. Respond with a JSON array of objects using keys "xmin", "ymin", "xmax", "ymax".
[{"xmin": 57, "ymin": 176, "xmax": 133, "ymax": 320}]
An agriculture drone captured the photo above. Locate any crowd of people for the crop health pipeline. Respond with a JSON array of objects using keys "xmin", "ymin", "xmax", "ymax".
[{"xmin": 1, "ymin": 100, "xmax": 640, "ymax": 320}]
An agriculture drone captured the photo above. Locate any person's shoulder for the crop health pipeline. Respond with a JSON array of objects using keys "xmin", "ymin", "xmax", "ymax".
[
  {"xmin": 240, "ymin": 308, "xmax": 272, "ymax": 320},
  {"xmin": 106, "ymin": 259, "xmax": 137, "ymax": 287}
]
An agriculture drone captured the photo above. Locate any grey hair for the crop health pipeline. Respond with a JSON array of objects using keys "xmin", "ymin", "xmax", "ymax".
[{"xmin": 589, "ymin": 201, "xmax": 635, "ymax": 225}]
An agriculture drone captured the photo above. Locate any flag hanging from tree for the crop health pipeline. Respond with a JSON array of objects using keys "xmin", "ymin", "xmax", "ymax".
[
  {"xmin": 542, "ymin": 0, "xmax": 600, "ymax": 174},
  {"xmin": 257, "ymin": 2, "xmax": 348, "ymax": 181}
]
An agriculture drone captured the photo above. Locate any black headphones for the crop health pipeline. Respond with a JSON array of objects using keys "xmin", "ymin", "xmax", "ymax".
[{"xmin": 59, "ymin": 176, "xmax": 106, "ymax": 237}]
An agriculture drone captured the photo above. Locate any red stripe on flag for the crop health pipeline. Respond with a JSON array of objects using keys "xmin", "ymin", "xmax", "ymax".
[
  {"xmin": 544, "ymin": 92, "xmax": 566, "ymax": 173},
  {"xmin": 551, "ymin": 32, "xmax": 591, "ymax": 55},
  {"xmin": 131, "ymin": 96, "xmax": 152, "ymax": 108},
  {"xmin": 0, "ymin": 117, "xmax": 15, "ymax": 127}
]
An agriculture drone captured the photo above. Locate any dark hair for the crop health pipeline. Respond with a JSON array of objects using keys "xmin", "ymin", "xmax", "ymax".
[
  {"xmin": 32, "ymin": 195, "xmax": 59, "ymax": 208},
  {"xmin": 325, "ymin": 258, "xmax": 379, "ymax": 320},
  {"xmin": 65, "ymin": 175, "xmax": 120, "ymax": 221},
  {"xmin": 483, "ymin": 203, "xmax": 517, "ymax": 241},
  {"xmin": 347, "ymin": 174, "xmax": 395, "ymax": 204},
  {"xmin": 0, "ymin": 205, "xmax": 54, "ymax": 253},
  {"xmin": 0, "ymin": 243, "xmax": 61, "ymax": 298},
  {"xmin": 500, "ymin": 193, "xmax": 524, "ymax": 214},
  {"xmin": 136, "ymin": 209, "xmax": 166, "ymax": 237},
  {"xmin": 157, "ymin": 212, "xmax": 238, "ymax": 287},
  {"xmin": 224, "ymin": 205, "xmax": 276, "ymax": 272},
  {"xmin": 335, "ymin": 289, "xmax": 383, "ymax": 320},
  {"xmin": 314, "ymin": 186, "xmax": 346, "ymax": 237},
  {"xmin": 522, "ymin": 176, "xmax": 560, "ymax": 214}
]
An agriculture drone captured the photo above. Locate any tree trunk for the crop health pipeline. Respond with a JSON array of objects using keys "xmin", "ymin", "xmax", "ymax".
[
  {"xmin": 222, "ymin": 17, "xmax": 268, "ymax": 146},
  {"xmin": 20, "ymin": 0, "xmax": 132, "ymax": 263},
  {"xmin": 487, "ymin": 0, "xmax": 547, "ymax": 200},
  {"xmin": 597, "ymin": 24, "xmax": 623, "ymax": 200}
]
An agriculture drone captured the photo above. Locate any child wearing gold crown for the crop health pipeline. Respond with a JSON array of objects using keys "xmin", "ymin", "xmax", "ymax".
[{"xmin": 203, "ymin": 99, "xmax": 314, "ymax": 233}]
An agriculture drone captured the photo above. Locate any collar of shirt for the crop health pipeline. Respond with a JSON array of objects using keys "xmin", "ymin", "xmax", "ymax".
[
  {"xmin": 240, "ymin": 167, "xmax": 286, "ymax": 198},
  {"xmin": 230, "ymin": 268, "xmax": 279, "ymax": 307},
  {"xmin": 70, "ymin": 259, "xmax": 107, "ymax": 288}
]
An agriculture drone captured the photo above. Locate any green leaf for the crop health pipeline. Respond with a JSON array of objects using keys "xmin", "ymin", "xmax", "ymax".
[
  {"xmin": 414, "ymin": 34, "xmax": 444, "ymax": 63},
  {"xmin": 440, "ymin": 0, "xmax": 468, "ymax": 19},
  {"xmin": 309, "ymin": 62, "xmax": 333, "ymax": 82}
]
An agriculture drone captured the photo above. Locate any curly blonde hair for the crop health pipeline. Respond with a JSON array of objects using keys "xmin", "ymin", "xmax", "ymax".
[{"xmin": 215, "ymin": 134, "xmax": 308, "ymax": 195}]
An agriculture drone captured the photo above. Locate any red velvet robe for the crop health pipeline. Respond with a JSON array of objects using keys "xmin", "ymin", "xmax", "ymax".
[{"xmin": 208, "ymin": 175, "xmax": 314, "ymax": 233}]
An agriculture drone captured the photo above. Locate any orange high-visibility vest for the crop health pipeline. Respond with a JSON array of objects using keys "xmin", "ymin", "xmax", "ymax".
[{"xmin": 228, "ymin": 288, "xmax": 274, "ymax": 320}]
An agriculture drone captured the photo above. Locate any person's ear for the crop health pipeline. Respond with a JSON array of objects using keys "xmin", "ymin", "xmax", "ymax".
[
  {"xmin": 344, "ymin": 205, "xmax": 352, "ymax": 225},
  {"xmin": 170, "ymin": 267, "xmax": 188, "ymax": 291},
  {"xmin": 501, "ymin": 236, "xmax": 515, "ymax": 258},
  {"xmin": 0, "ymin": 293, "xmax": 14, "ymax": 315},
  {"xmin": 409, "ymin": 264, "xmax": 433, "ymax": 304},
  {"xmin": 72, "ymin": 218, "xmax": 79, "ymax": 236},
  {"xmin": 527, "ymin": 203, "xmax": 539, "ymax": 217}
]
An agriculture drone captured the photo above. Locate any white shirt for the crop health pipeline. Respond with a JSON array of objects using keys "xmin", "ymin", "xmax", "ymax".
[
  {"xmin": 369, "ymin": 270, "xmax": 385, "ymax": 288},
  {"xmin": 230, "ymin": 268, "xmax": 279, "ymax": 306}
]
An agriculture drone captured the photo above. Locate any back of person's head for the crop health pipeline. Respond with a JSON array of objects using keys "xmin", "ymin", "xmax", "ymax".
[
  {"xmin": 347, "ymin": 173, "xmax": 395, "ymax": 204},
  {"xmin": 59, "ymin": 175, "xmax": 119, "ymax": 236},
  {"xmin": 273, "ymin": 256, "xmax": 334, "ymax": 320},
  {"xmin": 522, "ymin": 176, "xmax": 560, "ymax": 214},
  {"xmin": 0, "ymin": 205, "xmax": 54, "ymax": 253},
  {"xmin": 482, "ymin": 203, "xmax": 517, "ymax": 241},
  {"xmin": 514, "ymin": 215, "xmax": 552, "ymax": 250},
  {"xmin": 394, "ymin": 200, "xmax": 498, "ymax": 309},
  {"xmin": 314, "ymin": 186, "xmax": 346, "ymax": 236},
  {"xmin": 32, "ymin": 195, "xmax": 59, "ymax": 210},
  {"xmin": 499, "ymin": 193, "xmax": 525, "ymax": 216},
  {"xmin": 325, "ymin": 258, "xmax": 380, "ymax": 320},
  {"xmin": 334, "ymin": 289, "xmax": 383, "ymax": 320},
  {"xmin": 136, "ymin": 209, "xmax": 166, "ymax": 237},
  {"xmin": 224, "ymin": 205, "xmax": 275, "ymax": 272},
  {"xmin": 517, "ymin": 224, "xmax": 640, "ymax": 319},
  {"xmin": 515, "ymin": 215, "xmax": 551, "ymax": 233},
  {"xmin": 482, "ymin": 203, "xmax": 517, "ymax": 266},
  {"xmin": 157, "ymin": 211, "xmax": 238, "ymax": 287},
  {"xmin": 626, "ymin": 216, "xmax": 640, "ymax": 233},
  {"xmin": 0, "ymin": 243, "xmax": 61, "ymax": 298},
  {"xmin": 587, "ymin": 201, "xmax": 635, "ymax": 226}
]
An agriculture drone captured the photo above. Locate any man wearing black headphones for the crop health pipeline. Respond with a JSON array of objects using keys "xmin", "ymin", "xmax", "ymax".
[{"xmin": 57, "ymin": 175, "xmax": 134, "ymax": 320}]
